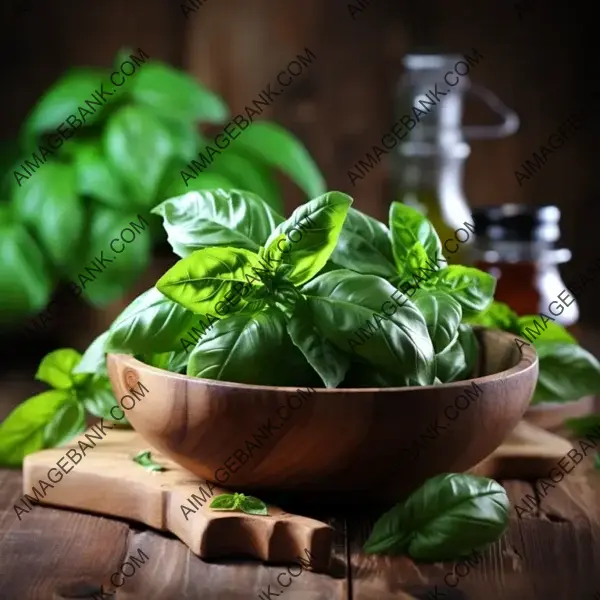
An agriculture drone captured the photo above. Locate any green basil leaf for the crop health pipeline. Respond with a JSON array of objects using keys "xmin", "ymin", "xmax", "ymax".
[
  {"xmin": 141, "ymin": 349, "xmax": 188, "ymax": 374},
  {"xmin": 0, "ymin": 390, "xmax": 72, "ymax": 467},
  {"xmin": 131, "ymin": 62, "xmax": 228, "ymax": 124},
  {"xmin": 156, "ymin": 247, "xmax": 265, "ymax": 315},
  {"xmin": 22, "ymin": 68, "xmax": 107, "ymax": 140},
  {"xmin": 435, "ymin": 324, "xmax": 478, "ymax": 383},
  {"xmin": 73, "ymin": 140, "xmax": 131, "ymax": 210},
  {"xmin": 80, "ymin": 374, "xmax": 123, "ymax": 422},
  {"xmin": 159, "ymin": 120, "xmax": 202, "ymax": 163},
  {"xmin": 210, "ymin": 150, "xmax": 283, "ymax": 214},
  {"xmin": 240, "ymin": 496, "xmax": 268, "ymax": 516},
  {"xmin": 389, "ymin": 202, "xmax": 443, "ymax": 272},
  {"xmin": 36, "ymin": 348, "xmax": 86, "ymax": 389},
  {"xmin": 465, "ymin": 300, "xmax": 520, "ymax": 332},
  {"xmin": 300, "ymin": 270, "xmax": 435, "ymax": 386},
  {"xmin": 264, "ymin": 191, "xmax": 352, "ymax": 285},
  {"xmin": 533, "ymin": 343, "xmax": 600, "ymax": 404},
  {"xmin": 187, "ymin": 306, "xmax": 318, "ymax": 386},
  {"xmin": 330, "ymin": 207, "xmax": 397, "ymax": 278},
  {"xmin": 151, "ymin": 190, "xmax": 283, "ymax": 257},
  {"xmin": 133, "ymin": 449, "xmax": 166, "ymax": 472},
  {"xmin": 0, "ymin": 220, "xmax": 52, "ymax": 319},
  {"xmin": 209, "ymin": 494, "xmax": 237, "ymax": 511},
  {"xmin": 103, "ymin": 105, "xmax": 174, "ymax": 205},
  {"xmin": 564, "ymin": 414, "xmax": 600, "ymax": 438},
  {"xmin": 67, "ymin": 204, "xmax": 152, "ymax": 306},
  {"xmin": 287, "ymin": 297, "xmax": 350, "ymax": 388},
  {"xmin": 411, "ymin": 289, "xmax": 462, "ymax": 354},
  {"xmin": 233, "ymin": 121, "xmax": 326, "ymax": 198},
  {"xmin": 517, "ymin": 316, "xmax": 577, "ymax": 345},
  {"xmin": 73, "ymin": 331, "xmax": 110, "ymax": 376},
  {"xmin": 13, "ymin": 162, "xmax": 84, "ymax": 267},
  {"xmin": 364, "ymin": 473, "xmax": 510, "ymax": 561},
  {"xmin": 430, "ymin": 266, "xmax": 496, "ymax": 319},
  {"xmin": 44, "ymin": 399, "xmax": 86, "ymax": 448},
  {"xmin": 106, "ymin": 287, "xmax": 198, "ymax": 354}
]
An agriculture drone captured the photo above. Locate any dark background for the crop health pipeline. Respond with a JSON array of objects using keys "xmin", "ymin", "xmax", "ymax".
[{"xmin": 0, "ymin": 0, "xmax": 596, "ymax": 405}]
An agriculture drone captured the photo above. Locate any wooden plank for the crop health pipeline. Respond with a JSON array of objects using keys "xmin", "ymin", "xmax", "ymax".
[{"xmin": 0, "ymin": 470, "xmax": 131, "ymax": 600}]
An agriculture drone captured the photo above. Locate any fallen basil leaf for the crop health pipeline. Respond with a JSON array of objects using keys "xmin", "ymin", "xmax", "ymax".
[
  {"xmin": 132, "ymin": 450, "xmax": 166, "ymax": 472},
  {"xmin": 364, "ymin": 473, "xmax": 510, "ymax": 561},
  {"xmin": 564, "ymin": 414, "xmax": 600, "ymax": 438}
]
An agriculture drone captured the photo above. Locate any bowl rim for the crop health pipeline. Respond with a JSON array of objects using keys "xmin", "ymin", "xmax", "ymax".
[{"xmin": 107, "ymin": 328, "xmax": 538, "ymax": 395}]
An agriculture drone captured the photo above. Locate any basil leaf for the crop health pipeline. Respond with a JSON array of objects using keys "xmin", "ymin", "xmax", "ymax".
[
  {"xmin": 300, "ymin": 270, "xmax": 435, "ymax": 386},
  {"xmin": 133, "ymin": 450, "xmax": 166, "ymax": 472},
  {"xmin": 103, "ymin": 105, "xmax": 174, "ymax": 205},
  {"xmin": 0, "ymin": 390, "xmax": 72, "ymax": 467},
  {"xmin": 389, "ymin": 202, "xmax": 443, "ymax": 271},
  {"xmin": 209, "ymin": 494, "xmax": 237, "ymax": 511},
  {"xmin": 44, "ymin": 400, "xmax": 86, "ymax": 448},
  {"xmin": 73, "ymin": 140, "xmax": 131, "ymax": 210},
  {"xmin": 156, "ymin": 247, "xmax": 265, "ymax": 315},
  {"xmin": 264, "ymin": 191, "xmax": 352, "ymax": 285},
  {"xmin": 67, "ymin": 204, "xmax": 152, "ymax": 307},
  {"xmin": 81, "ymin": 375, "xmax": 123, "ymax": 422},
  {"xmin": 430, "ymin": 266, "xmax": 496, "ymax": 319},
  {"xmin": 106, "ymin": 287, "xmax": 198, "ymax": 354},
  {"xmin": 0, "ymin": 220, "xmax": 52, "ymax": 319},
  {"xmin": 211, "ymin": 150, "xmax": 283, "ymax": 214},
  {"xmin": 13, "ymin": 162, "xmax": 84, "ymax": 267},
  {"xmin": 330, "ymin": 207, "xmax": 397, "ymax": 278},
  {"xmin": 141, "ymin": 349, "xmax": 188, "ymax": 374},
  {"xmin": 36, "ymin": 348, "xmax": 86, "ymax": 389},
  {"xmin": 187, "ymin": 306, "xmax": 317, "ymax": 386},
  {"xmin": 517, "ymin": 316, "xmax": 577, "ymax": 345},
  {"xmin": 151, "ymin": 190, "xmax": 283, "ymax": 257},
  {"xmin": 74, "ymin": 331, "xmax": 110, "ymax": 376},
  {"xmin": 465, "ymin": 300, "xmax": 520, "ymax": 332},
  {"xmin": 240, "ymin": 496, "xmax": 268, "ymax": 516},
  {"xmin": 232, "ymin": 121, "xmax": 325, "ymax": 198},
  {"xmin": 131, "ymin": 62, "xmax": 228, "ymax": 124},
  {"xmin": 287, "ymin": 297, "xmax": 350, "ymax": 388},
  {"xmin": 364, "ymin": 473, "xmax": 510, "ymax": 561},
  {"xmin": 435, "ymin": 324, "xmax": 478, "ymax": 383},
  {"xmin": 411, "ymin": 289, "xmax": 462, "ymax": 354},
  {"xmin": 22, "ymin": 68, "xmax": 107, "ymax": 139},
  {"xmin": 533, "ymin": 342, "xmax": 600, "ymax": 404}
]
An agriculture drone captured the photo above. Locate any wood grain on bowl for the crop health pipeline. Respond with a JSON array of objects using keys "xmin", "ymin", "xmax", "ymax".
[{"xmin": 106, "ymin": 328, "xmax": 538, "ymax": 503}]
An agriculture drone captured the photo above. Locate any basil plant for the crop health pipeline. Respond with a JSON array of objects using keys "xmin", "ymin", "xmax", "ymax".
[
  {"xmin": 0, "ymin": 50, "xmax": 325, "ymax": 322},
  {"xmin": 94, "ymin": 189, "xmax": 496, "ymax": 389}
]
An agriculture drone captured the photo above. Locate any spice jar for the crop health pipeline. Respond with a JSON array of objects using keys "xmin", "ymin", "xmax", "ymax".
[{"xmin": 471, "ymin": 204, "xmax": 579, "ymax": 332}]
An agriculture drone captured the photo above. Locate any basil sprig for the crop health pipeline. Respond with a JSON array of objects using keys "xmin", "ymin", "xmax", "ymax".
[
  {"xmin": 210, "ymin": 493, "xmax": 268, "ymax": 516},
  {"xmin": 0, "ymin": 348, "xmax": 120, "ymax": 467}
]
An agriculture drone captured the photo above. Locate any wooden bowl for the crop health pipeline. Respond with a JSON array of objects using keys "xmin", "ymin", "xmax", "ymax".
[{"xmin": 107, "ymin": 328, "xmax": 538, "ymax": 504}]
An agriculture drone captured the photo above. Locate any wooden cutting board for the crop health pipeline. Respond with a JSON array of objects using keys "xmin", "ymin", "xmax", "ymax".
[{"xmin": 21, "ymin": 421, "xmax": 572, "ymax": 566}]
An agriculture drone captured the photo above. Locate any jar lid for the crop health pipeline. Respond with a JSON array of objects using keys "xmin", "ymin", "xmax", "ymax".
[{"xmin": 471, "ymin": 204, "xmax": 560, "ymax": 243}]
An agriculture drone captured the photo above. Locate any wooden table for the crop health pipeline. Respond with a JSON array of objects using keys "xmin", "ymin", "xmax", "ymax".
[{"xmin": 1, "ymin": 461, "xmax": 600, "ymax": 600}]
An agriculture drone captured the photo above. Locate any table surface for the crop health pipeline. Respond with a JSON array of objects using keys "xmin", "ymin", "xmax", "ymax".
[{"xmin": 1, "ymin": 460, "xmax": 599, "ymax": 600}]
